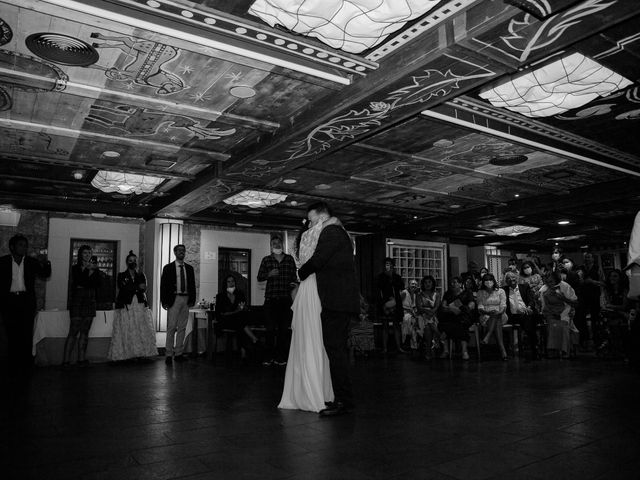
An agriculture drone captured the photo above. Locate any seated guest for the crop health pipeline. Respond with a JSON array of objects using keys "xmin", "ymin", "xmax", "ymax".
[
  {"xmin": 215, "ymin": 275, "xmax": 259, "ymax": 357},
  {"xmin": 503, "ymin": 272, "xmax": 538, "ymax": 361},
  {"xmin": 108, "ymin": 251, "xmax": 157, "ymax": 362},
  {"xmin": 400, "ymin": 279, "xmax": 419, "ymax": 351},
  {"xmin": 414, "ymin": 275, "xmax": 441, "ymax": 360},
  {"xmin": 438, "ymin": 277, "xmax": 474, "ymax": 360},
  {"xmin": 477, "ymin": 273, "xmax": 508, "ymax": 360},
  {"xmin": 540, "ymin": 271, "xmax": 578, "ymax": 358},
  {"xmin": 600, "ymin": 269, "xmax": 630, "ymax": 359},
  {"xmin": 348, "ymin": 295, "xmax": 375, "ymax": 355}
]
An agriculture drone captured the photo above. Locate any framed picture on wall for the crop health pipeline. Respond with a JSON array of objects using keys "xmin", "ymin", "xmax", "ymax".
[{"xmin": 68, "ymin": 239, "xmax": 118, "ymax": 311}]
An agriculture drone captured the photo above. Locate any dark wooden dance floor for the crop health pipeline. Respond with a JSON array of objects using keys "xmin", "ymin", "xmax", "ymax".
[{"xmin": 3, "ymin": 355, "xmax": 639, "ymax": 480}]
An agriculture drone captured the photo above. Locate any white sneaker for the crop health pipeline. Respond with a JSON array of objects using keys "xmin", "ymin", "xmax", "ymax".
[{"xmin": 462, "ymin": 351, "xmax": 470, "ymax": 360}]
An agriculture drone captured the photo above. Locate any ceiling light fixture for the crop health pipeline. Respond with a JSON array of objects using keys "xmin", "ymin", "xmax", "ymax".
[
  {"xmin": 491, "ymin": 225, "xmax": 540, "ymax": 237},
  {"xmin": 283, "ymin": 178, "xmax": 297, "ymax": 184},
  {"xmin": 223, "ymin": 190, "xmax": 287, "ymax": 208},
  {"xmin": 474, "ymin": 234, "xmax": 486, "ymax": 238},
  {"xmin": 91, "ymin": 171, "xmax": 165, "ymax": 194},
  {"xmin": 102, "ymin": 150, "xmax": 120, "ymax": 158},
  {"xmin": 514, "ymin": 194, "xmax": 520, "ymax": 198},
  {"xmin": 557, "ymin": 220, "xmax": 570, "ymax": 225},
  {"xmin": 479, "ymin": 53, "xmax": 632, "ymax": 117},
  {"xmin": 41, "ymin": 0, "xmax": 354, "ymax": 85},
  {"xmin": 72, "ymin": 170, "xmax": 84, "ymax": 180}
]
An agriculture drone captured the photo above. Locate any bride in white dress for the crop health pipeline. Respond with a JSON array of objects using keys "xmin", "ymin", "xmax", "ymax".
[{"xmin": 278, "ymin": 217, "xmax": 334, "ymax": 412}]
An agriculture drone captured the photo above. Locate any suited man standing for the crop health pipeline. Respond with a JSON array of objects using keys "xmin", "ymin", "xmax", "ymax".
[
  {"xmin": 298, "ymin": 202, "xmax": 360, "ymax": 416},
  {"xmin": 503, "ymin": 271, "xmax": 538, "ymax": 362},
  {"xmin": 0, "ymin": 234, "xmax": 51, "ymax": 369},
  {"xmin": 160, "ymin": 244, "xmax": 195, "ymax": 364}
]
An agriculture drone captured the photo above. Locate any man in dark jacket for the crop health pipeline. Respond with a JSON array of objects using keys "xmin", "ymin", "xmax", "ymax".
[
  {"xmin": 0, "ymin": 234, "xmax": 51, "ymax": 369},
  {"xmin": 503, "ymin": 272, "xmax": 538, "ymax": 361},
  {"xmin": 298, "ymin": 202, "xmax": 359, "ymax": 417},
  {"xmin": 160, "ymin": 244, "xmax": 196, "ymax": 363}
]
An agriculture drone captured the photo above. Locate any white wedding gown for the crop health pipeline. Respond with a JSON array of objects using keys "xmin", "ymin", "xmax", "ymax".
[{"xmin": 278, "ymin": 221, "xmax": 334, "ymax": 412}]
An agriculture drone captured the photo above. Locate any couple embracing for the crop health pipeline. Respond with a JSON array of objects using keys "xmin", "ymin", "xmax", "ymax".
[{"xmin": 278, "ymin": 202, "xmax": 359, "ymax": 417}]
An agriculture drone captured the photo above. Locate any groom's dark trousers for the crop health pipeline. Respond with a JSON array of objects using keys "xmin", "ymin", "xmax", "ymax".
[{"xmin": 321, "ymin": 309, "xmax": 354, "ymax": 408}]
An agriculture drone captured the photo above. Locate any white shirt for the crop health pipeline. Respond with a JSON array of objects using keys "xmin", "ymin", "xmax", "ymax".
[
  {"xmin": 11, "ymin": 256, "xmax": 26, "ymax": 292},
  {"xmin": 175, "ymin": 261, "xmax": 186, "ymax": 293},
  {"xmin": 508, "ymin": 285, "xmax": 527, "ymax": 314}
]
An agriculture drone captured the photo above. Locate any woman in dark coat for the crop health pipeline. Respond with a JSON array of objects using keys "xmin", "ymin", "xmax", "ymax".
[
  {"xmin": 215, "ymin": 275, "xmax": 259, "ymax": 355},
  {"xmin": 63, "ymin": 245, "xmax": 101, "ymax": 365},
  {"xmin": 108, "ymin": 251, "xmax": 157, "ymax": 361}
]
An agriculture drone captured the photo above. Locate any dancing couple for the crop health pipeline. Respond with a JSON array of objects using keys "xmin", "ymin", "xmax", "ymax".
[{"xmin": 278, "ymin": 202, "xmax": 360, "ymax": 416}]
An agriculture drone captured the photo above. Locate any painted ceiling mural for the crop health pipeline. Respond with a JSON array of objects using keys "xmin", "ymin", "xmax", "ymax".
[{"xmin": 0, "ymin": 0, "xmax": 638, "ymax": 248}]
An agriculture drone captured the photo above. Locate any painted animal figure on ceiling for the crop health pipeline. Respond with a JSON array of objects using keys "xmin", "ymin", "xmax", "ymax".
[
  {"xmin": 90, "ymin": 32, "xmax": 187, "ymax": 95},
  {"xmin": 86, "ymin": 104, "xmax": 235, "ymax": 139}
]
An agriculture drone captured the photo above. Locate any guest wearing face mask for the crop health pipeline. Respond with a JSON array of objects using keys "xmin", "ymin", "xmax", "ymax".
[
  {"xmin": 108, "ymin": 251, "xmax": 157, "ymax": 362},
  {"xmin": 215, "ymin": 275, "xmax": 259, "ymax": 362},
  {"xmin": 258, "ymin": 235, "xmax": 297, "ymax": 366},
  {"xmin": 550, "ymin": 247, "xmax": 563, "ymax": 273}
]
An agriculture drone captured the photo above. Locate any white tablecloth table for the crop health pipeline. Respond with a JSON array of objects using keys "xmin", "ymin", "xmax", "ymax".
[{"xmin": 32, "ymin": 310, "xmax": 115, "ymax": 365}]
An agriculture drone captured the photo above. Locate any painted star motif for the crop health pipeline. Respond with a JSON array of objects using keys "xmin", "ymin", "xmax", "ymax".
[
  {"xmin": 180, "ymin": 65, "xmax": 193, "ymax": 74},
  {"xmin": 125, "ymin": 82, "xmax": 135, "ymax": 90},
  {"xmin": 189, "ymin": 92, "xmax": 210, "ymax": 103},
  {"xmin": 170, "ymin": 136, "xmax": 178, "ymax": 142},
  {"xmin": 163, "ymin": 127, "xmax": 171, "ymax": 133},
  {"xmin": 225, "ymin": 71, "xmax": 242, "ymax": 82}
]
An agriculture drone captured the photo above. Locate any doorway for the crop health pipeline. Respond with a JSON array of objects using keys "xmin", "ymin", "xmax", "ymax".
[{"xmin": 218, "ymin": 248, "xmax": 251, "ymax": 304}]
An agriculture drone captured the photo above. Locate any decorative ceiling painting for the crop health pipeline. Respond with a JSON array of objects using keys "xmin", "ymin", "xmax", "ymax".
[{"xmin": 0, "ymin": 0, "xmax": 639, "ymax": 248}]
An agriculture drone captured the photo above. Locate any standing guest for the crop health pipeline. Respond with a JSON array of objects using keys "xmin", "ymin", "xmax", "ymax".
[
  {"xmin": 108, "ymin": 251, "xmax": 157, "ymax": 362},
  {"xmin": 258, "ymin": 235, "xmax": 297, "ymax": 366},
  {"xmin": 560, "ymin": 257, "xmax": 580, "ymax": 291},
  {"xmin": 375, "ymin": 257, "xmax": 405, "ymax": 353},
  {"xmin": 0, "ymin": 234, "xmax": 51, "ymax": 369},
  {"xmin": 414, "ymin": 275, "xmax": 441, "ymax": 360},
  {"xmin": 581, "ymin": 252, "xmax": 604, "ymax": 346},
  {"xmin": 519, "ymin": 261, "xmax": 543, "ymax": 295},
  {"xmin": 63, "ymin": 245, "xmax": 100, "ymax": 366},
  {"xmin": 503, "ymin": 272, "xmax": 538, "ymax": 361},
  {"xmin": 477, "ymin": 273, "xmax": 508, "ymax": 360},
  {"xmin": 550, "ymin": 247, "xmax": 563, "ymax": 273},
  {"xmin": 438, "ymin": 277, "xmax": 474, "ymax": 360},
  {"xmin": 215, "ymin": 275, "xmax": 259, "ymax": 361},
  {"xmin": 540, "ymin": 271, "xmax": 578, "ymax": 358},
  {"xmin": 160, "ymin": 244, "xmax": 196, "ymax": 364}
]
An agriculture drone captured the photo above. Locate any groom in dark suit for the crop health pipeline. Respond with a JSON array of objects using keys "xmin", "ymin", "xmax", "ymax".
[{"xmin": 298, "ymin": 202, "xmax": 360, "ymax": 416}]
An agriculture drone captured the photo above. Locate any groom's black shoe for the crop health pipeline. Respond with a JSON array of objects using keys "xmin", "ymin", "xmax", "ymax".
[{"xmin": 319, "ymin": 401, "xmax": 353, "ymax": 417}]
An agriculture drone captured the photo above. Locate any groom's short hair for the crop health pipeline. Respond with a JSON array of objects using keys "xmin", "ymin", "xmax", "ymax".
[{"xmin": 306, "ymin": 201, "xmax": 332, "ymax": 216}]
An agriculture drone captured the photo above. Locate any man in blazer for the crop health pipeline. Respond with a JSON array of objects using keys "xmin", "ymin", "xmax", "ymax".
[
  {"xmin": 160, "ymin": 244, "xmax": 196, "ymax": 363},
  {"xmin": 503, "ymin": 271, "xmax": 538, "ymax": 361},
  {"xmin": 298, "ymin": 202, "xmax": 360, "ymax": 416},
  {"xmin": 0, "ymin": 234, "xmax": 51, "ymax": 369}
]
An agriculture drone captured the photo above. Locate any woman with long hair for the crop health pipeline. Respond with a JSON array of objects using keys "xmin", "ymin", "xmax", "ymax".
[
  {"xmin": 108, "ymin": 251, "xmax": 157, "ymax": 361},
  {"xmin": 477, "ymin": 273, "xmax": 508, "ymax": 360},
  {"xmin": 540, "ymin": 271, "xmax": 578, "ymax": 358},
  {"xmin": 63, "ymin": 245, "xmax": 101, "ymax": 365},
  {"xmin": 414, "ymin": 275, "xmax": 441, "ymax": 360},
  {"xmin": 438, "ymin": 276, "xmax": 474, "ymax": 360}
]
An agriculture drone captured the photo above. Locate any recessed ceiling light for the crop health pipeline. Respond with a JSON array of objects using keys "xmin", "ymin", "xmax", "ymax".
[
  {"xmin": 315, "ymin": 184, "xmax": 331, "ymax": 190},
  {"xmin": 514, "ymin": 194, "xmax": 520, "ymax": 198},
  {"xmin": 474, "ymin": 234, "xmax": 486, "ymax": 237},
  {"xmin": 72, "ymin": 170, "xmax": 84, "ymax": 180},
  {"xmin": 449, "ymin": 204, "xmax": 461, "ymax": 209},
  {"xmin": 431, "ymin": 229, "xmax": 439, "ymax": 233},
  {"xmin": 413, "ymin": 215, "xmax": 418, "ymax": 219},
  {"xmin": 236, "ymin": 223, "xmax": 253, "ymax": 227},
  {"xmin": 557, "ymin": 220, "xmax": 570, "ymax": 225},
  {"xmin": 290, "ymin": 200, "xmax": 298, "ymax": 206},
  {"xmin": 102, "ymin": 151, "xmax": 120, "ymax": 158},
  {"xmin": 283, "ymin": 178, "xmax": 297, "ymax": 184}
]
